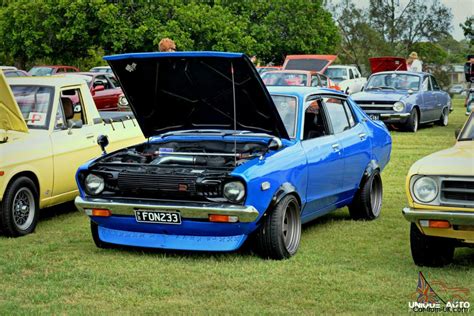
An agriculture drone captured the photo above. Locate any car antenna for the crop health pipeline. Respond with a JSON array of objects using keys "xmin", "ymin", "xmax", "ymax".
[{"xmin": 231, "ymin": 61, "xmax": 237, "ymax": 166}]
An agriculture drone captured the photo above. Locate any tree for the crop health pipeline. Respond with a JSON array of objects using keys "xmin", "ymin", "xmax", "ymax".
[{"xmin": 460, "ymin": 16, "xmax": 473, "ymax": 47}]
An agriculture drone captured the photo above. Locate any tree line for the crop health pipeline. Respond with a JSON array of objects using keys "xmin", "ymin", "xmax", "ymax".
[{"xmin": 0, "ymin": 0, "xmax": 471, "ymax": 87}]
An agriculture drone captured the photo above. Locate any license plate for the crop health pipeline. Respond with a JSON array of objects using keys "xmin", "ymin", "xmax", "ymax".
[
  {"xmin": 369, "ymin": 114, "xmax": 380, "ymax": 120},
  {"xmin": 134, "ymin": 210, "xmax": 182, "ymax": 225}
]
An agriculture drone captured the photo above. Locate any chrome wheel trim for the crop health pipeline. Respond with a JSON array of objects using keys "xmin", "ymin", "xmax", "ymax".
[
  {"xmin": 12, "ymin": 187, "xmax": 35, "ymax": 231},
  {"xmin": 370, "ymin": 175, "xmax": 383, "ymax": 217},
  {"xmin": 281, "ymin": 199, "xmax": 301, "ymax": 254},
  {"xmin": 443, "ymin": 109, "xmax": 449, "ymax": 126},
  {"xmin": 413, "ymin": 111, "xmax": 418, "ymax": 132}
]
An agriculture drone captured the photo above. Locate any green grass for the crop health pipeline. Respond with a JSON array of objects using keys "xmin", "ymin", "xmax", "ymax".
[{"xmin": 1, "ymin": 100, "xmax": 472, "ymax": 314}]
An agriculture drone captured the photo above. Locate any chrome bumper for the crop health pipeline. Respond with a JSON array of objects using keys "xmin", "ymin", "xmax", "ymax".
[
  {"xmin": 380, "ymin": 113, "xmax": 410, "ymax": 119},
  {"xmin": 402, "ymin": 207, "xmax": 474, "ymax": 225},
  {"xmin": 75, "ymin": 196, "xmax": 259, "ymax": 222}
]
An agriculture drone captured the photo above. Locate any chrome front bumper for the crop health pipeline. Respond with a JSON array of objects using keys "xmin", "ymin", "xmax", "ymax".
[
  {"xmin": 380, "ymin": 113, "xmax": 410, "ymax": 119},
  {"xmin": 402, "ymin": 207, "xmax": 474, "ymax": 225},
  {"xmin": 75, "ymin": 196, "xmax": 259, "ymax": 222}
]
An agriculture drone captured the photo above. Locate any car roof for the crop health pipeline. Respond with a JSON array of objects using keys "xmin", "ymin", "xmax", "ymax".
[
  {"xmin": 7, "ymin": 76, "xmax": 88, "ymax": 87},
  {"xmin": 30, "ymin": 65, "xmax": 77, "ymax": 68},
  {"xmin": 263, "ymin": 70, "xmax": 313, "ymax": 75},
  {"xmin": 370, "ymin": 71, "xmax": 429, "ymax": 76}
]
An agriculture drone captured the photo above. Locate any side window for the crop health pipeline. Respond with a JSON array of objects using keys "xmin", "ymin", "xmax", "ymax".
[
  {"xmin": 422, "ymin": 77, "xmax": 432, "ymax": 91},
  {"xmin": 343, "ymin": 101, "xmax": 356, "ymax": 127},
  {"xmin": 353, "ymin": 68, "xmax": 360, "ymax": 78},
  {"xmin": 319, "ymin": 74, "xmax": 328, "ymax": 87},
  {"xmin": 302, "ymin": 98, "xmax": 329, "ymax": 140},
  {"xmin": 349, "ymin": 69, "xmax": 354, "ymax": 79},
  {"xmin": 54, "ymin": 102, "xmax": 66, "ymax": 130},
  {"xmin": 95, "ymin": 75, "xmax": 111, "ymax": 89},
  {"xmin": 324, "ymin": 97, "xmax": 350, "ymax": 134},
  {"xmin": 66, "ymin": 68, "xmax": 76, "ymax": 73},
  {"xmin": 60, "ymin": 88, "xmax": 87, "ymax": 125},
  {"xmin": 108, "ymin": 76, "xmax": 120, "ymax": 88},
  {"xmin": 311, "ymin": 75, "xmax": 320, "ymax": 87},
  {"xmin": 430, "ymin": 76, "xmax": 440, "ymax": 90}
]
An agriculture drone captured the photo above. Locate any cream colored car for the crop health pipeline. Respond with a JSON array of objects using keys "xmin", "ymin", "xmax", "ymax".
[
  {"xmin": 0, "ymin": 73, "xmax": 144, "ymax": 236},
  {"xmin": 403, "ymin": 112, "xmax": 474, "ymax": 266}
]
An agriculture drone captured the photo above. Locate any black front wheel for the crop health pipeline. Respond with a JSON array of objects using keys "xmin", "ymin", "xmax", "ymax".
[
  {"xmin": 255, "ymin": 195, "xmax": 301, "ymax": 260},
  {"xmin": 349, "ymin": 170, "xmax": 383, "ymax": 220},
  {"xmin": 0, "ymin": 177, "xmax": 39, "ymax": 237},
  {"xmin": 410, "ymin": 223, "xmax": 454, "ymax": 267}
]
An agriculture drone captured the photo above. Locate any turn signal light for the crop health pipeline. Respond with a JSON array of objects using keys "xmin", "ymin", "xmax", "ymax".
[
  {"xmin": 420, "ymin": 220, "xmax": 450, "ymax": 228},
  {"xmin": 92, "ymin": 209, "xmax": 111, "ymax": 217},
  {"xmin": 208, "ymin": 215, "xmax": 238, "ymax": 223}
]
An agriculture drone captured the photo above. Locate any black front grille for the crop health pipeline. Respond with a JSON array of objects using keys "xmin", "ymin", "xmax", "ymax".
[
  {"xmin": 356, "ymin": 100, "xmax": 395, "ymax": 112},
  {"xmin": 441, "ymin": 179, "xmax": 474, "ymax": 206},
  {"xmin": 118, "ymin": 172, "xmax": 197, "ymax": 193}
]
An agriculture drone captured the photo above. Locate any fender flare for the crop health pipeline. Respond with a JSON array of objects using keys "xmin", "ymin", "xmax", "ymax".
[
  {"xmin": 263, "ymin": 182, "xmax": 301, "ymax": 218},
  {"xmin": 360, "ymin": 160, "xmax": 380, "ymax": 186}
]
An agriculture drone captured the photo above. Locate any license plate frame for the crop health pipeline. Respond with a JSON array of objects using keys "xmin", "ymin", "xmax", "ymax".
[{"xmin": 134, "ymin": 210, "xmax": 182, "ymax": 225}]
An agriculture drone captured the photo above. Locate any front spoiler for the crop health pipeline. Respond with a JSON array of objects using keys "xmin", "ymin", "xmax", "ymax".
[
  {"xmin": 75, "ymin": 196, "xmax": 259, "ymax": 222},
  {"xmin": 402, "ymin": 207, "xmax": 474, "ymax": 225}
]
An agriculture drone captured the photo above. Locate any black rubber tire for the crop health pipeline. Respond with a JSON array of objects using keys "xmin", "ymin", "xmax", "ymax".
[
  {"xmin": 405, "ymin": 108, "xmax": 419, "ymax": 132},
  {"xmin": 255, "ymin": 195, "xmax": 301, "ymax": 260},
  {"xmin": 349, "ymin": 170, "xmax": 383, "ymax": 220},
  {"xmin": 436, "ymin": 107, "xmax": 449, "ymax": 126},
  {"xmin": 0, "ymin": 177, "xmax": 39, "ymax": 237},
  {"xmin": 410, "ymin": 223, "xmax": 454, "ymax": 267},
  {"xmin": 91, "ymin": 221, "xmax": 114, "ymax": 249}
]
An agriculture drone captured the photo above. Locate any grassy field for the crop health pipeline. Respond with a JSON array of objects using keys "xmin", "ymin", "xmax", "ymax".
[{"xmin": 0, "ymin": 98, "xmax": 472, "ymax": 314}]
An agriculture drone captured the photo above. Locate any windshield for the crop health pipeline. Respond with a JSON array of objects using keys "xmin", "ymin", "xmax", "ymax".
[
  {"xmin": 262, "ymin": 72, "xmax": 307, "ymax": 86},
  {"xmin": 324, "ymin": 68, "xmax": 348, "ymax": 82},
  {"xmin": 459, "ymin": 114, "xmax": 473, "ymax": 141},
  {"xmin": 10, "ymin": 85, "xmax": 54, "ymax": 129},
  {"xmin": 29, "ymin": 67, "xmax": 54, "ymax": 76},
  {"xmin": 271, "ymin": 95, "xmax": 298, "ymax": 138},
  {"xmin": 366, "ymin": 73, "xmax": 420, "ymax": 91}
]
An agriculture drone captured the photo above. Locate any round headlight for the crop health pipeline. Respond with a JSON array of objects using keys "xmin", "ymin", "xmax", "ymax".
[
  {"xmin": 393, "ymin": 101, "xmax": 405, "ymax": 112},
  {"xmin": 118, "ymin": 95, "xmax": 129, "ymax": 106},
  {"xmin": 85, "ymin": 174, "xmax": 105, "ymax": 195},
  {"xmin": 413, "ymin": 177, "xmax": 438, "ymax": 203},
  {"xmin": 223, "ymin": 181, "xmax": 245, "ymax": 203}
]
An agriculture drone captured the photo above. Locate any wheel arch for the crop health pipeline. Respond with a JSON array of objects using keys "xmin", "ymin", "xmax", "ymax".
[
  {"xmin": 360, "ymin": 160, "xmax": 380, "ymax": 187},
  {"xmin": 4, "ymin": 171, "xmax": 40, "ymax": 198},
  {"xmin": 263, "ymin": 182, "xmax": 302, "ymax": 218}
]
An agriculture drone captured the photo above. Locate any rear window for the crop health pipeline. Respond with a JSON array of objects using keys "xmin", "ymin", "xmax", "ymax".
[
  {"xmin": 11, "ymin": 85, "xmax": 54, "ymax": 129},
  {"xmin": 285, "ymin": 59, "xmax": 330, "ymax": 72},
  {"xmin": 29, "ymin": 67, "xmax": 54, "ymax": 76}
]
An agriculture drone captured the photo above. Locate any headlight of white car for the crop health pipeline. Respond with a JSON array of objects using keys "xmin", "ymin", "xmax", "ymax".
[
  {"xmin": 223, "ymin": 181, "xmax": 246, "ymax": 203},
  {"xmin": 393, "ymin": 101, "xmax": 405, "ymax": 112},
  {"xmin": 412, "ymin": 176, "xmax": 438, "ymax": 203},
  {"xmin": 85, "ymin": 174, "xmax": 105, "ymax": 195}
]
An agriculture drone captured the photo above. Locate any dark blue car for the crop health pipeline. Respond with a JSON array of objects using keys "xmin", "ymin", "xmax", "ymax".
[
  {"xmin": 352, "ymin": 71, "xmax": 451, "ymax": 132},
  {"xmin": 74, "ymin": 52, "xmax": 392, "ymax": 259}
]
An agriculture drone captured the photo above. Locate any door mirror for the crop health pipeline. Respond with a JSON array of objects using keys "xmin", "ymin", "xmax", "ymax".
[
  {"xmin": 67, "ymin": 120, "xmax": 83, "ymax": 134},
  {"xmin": 92, "ymin": 85, "xmax": 105, "ymax": 92}
]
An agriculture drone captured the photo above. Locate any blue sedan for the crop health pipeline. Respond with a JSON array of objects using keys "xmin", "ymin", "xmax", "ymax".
[
  {"xmin": 352, "ymin": 71, "xmax": 451, "ymax": 132},
  {"xmin": 74, "ymin": 52, "xmax": 392, "ymax": 259}
]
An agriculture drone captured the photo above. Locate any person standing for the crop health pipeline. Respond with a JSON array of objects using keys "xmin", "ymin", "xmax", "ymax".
[
  {"xmin": 407, "ymin": 52, "xmax": 422, "ymax": 72},
  {"xmin": 158, "ymin": 38, "xmax": 176, "ymax": 52}
]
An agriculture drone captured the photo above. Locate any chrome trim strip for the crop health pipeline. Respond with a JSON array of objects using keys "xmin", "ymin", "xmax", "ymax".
[
  {"xmin": 380, "ymin": 113, "xmax": 410, "ymax": 118},
  {"xmin": 402, "ymin": 207, "xmax": 474, "ymax": 225},
  {"xmin": 75, "ymin": 196, "xmax": 259, "ymax": 222}
]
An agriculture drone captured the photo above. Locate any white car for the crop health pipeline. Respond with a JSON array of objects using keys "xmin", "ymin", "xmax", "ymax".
[
  {"xmin": 449, "ymin": 84, "xmax": 464, "ymax": 94},
  {"xmin": 324, "ymin": 65, "xmax": 366, "ymax": 94}
]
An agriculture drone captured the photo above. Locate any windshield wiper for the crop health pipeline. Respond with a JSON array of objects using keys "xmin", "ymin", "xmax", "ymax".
[{"xmin": 376, "ymin": 86, "xmax": 395, "ymax": 90}]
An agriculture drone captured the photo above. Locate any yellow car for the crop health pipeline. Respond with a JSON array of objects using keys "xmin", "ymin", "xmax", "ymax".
[
  {"xmin": 0, "ymin": 73, "xmax": 144, "ymax": 237},
  {"xmin": 403, "ymin": 112, "xmax": 474, "ymax": 266}
]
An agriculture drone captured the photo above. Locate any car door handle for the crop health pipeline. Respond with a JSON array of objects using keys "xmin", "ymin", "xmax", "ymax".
[
  {"xmin": 332, "ymin": 143, "xmax": 341, "ymax": 152},
  {"xmin": 358, "ymin": 133, "xmax": 367, "ymax": 140},
  {"xmin": 86, "ymin": 134, "xmax": 95, "ymax": 139}
]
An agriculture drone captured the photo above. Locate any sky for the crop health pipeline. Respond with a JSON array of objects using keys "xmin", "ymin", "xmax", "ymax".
[{"xmin": 332, "ymin": 0, "xmax": 473, "ymax": 40}]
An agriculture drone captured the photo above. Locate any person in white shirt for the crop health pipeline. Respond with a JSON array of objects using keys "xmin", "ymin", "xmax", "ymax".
[{"xmin": 407, "ymin": 51, "xmax": 423, "ymax": 72}]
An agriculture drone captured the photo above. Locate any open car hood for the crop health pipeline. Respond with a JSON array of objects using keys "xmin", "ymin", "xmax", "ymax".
[
  {"xmin": 283, "ymin": 55, "xmax": 337, "ymax": 73},
  {"xmin": 369, "ymin": 57, "xmax": 407, "ymax": 73},
  {"xmin": 0, "ymin": 72, "xmax": 28, "ymax": 133},
  {"xmin": 105, "ymin": 52, "xmax": 289, "ymax": 139}
]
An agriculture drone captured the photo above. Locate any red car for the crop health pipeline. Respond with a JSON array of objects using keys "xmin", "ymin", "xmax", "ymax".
[
  {"xmin": 29, "ymin": 65, "xmax": 80, "ymax": 76},
  {"xmin": 62, "ymin": 72, "xmax": 125, "ymax": 111}
]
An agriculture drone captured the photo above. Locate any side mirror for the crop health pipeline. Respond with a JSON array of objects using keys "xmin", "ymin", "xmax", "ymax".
[
  {"xmin": 92, "ymin": 85, "xmax": 105, "ymax": 93},
  {"xmin": 268, "ymin": 137, "xmax": 283, "ymax": 150},
  {"xmin": 67, "ymin": 120, "xmax": 83, "ymax": 134},
  {"xmin": 97, "ymin": 134, "xmax": 109, "ymax": 154},
  {"xmin": 454, "ymin": 128, "xmax": 461, "ymax": 139},
  {"xmin": 344, "ymin": 87, "xmax": 350, "ymax": 94}
]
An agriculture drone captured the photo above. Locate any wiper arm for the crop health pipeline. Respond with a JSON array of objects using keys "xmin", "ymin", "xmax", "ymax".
[{"xmin": 377, "ymin": 86, "xmax": 395, "ymax": 90}]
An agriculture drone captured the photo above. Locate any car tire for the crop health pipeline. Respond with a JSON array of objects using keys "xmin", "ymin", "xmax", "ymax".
[
  {"xmin": 255, "ymin": 195, "xmax": 301, "ymax": 260},
  {"xmin": 0, "ymin": 177, "xmax": 39, "ymax": 237},
  {"xmin": 91, "ymin": 221, "xmax": 114, "ymax": 249},
  {"xmin": 436, "ymin": 107, "xmax": 449, "ymax": 126},
  {"xmin": 405, "ymin": 108, "xmax": 419, "ymax": 132},
  {"xmin": 410, "ymin": 223, "xmax": 454, "ymax": 267},
  {"xmin": 349, "ymin": 170, "xmax": 383, "ymax": 220}
]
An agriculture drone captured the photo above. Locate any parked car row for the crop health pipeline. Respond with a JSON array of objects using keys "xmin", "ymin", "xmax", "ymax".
[{"xmin": 0, "ymin": 52, "xmax": 470, "ymax": 266}]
